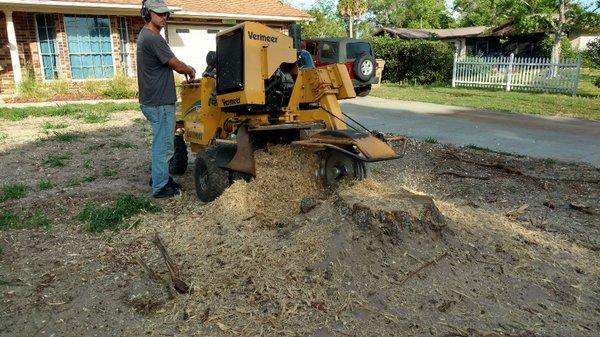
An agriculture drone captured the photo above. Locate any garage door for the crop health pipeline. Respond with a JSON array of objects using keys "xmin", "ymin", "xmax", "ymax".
[{"xmin": 167, "ymin": 25, "xmax": 221, "ymax": 78}]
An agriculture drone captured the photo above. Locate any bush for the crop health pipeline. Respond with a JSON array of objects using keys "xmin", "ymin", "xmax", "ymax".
[
  {"xmin": 584, "ymin": 38, "xmax": 600, "ymax": 69},
  {"xmin": 101, "ymin": 74, "xmax": 138, "ymax": 99},
  {"xmin": 539, "ymin": 36, "xmax": 578, "ymax": 60},
  {"xmin": 371, "ymin": 36, "xmax": 454, "ymax": 85},
  {"xmin": 18, "ymin": 68, "xmax": 48, "ymax": 99}
]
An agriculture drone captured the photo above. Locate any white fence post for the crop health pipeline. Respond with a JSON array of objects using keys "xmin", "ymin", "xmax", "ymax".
[
  {"xmin": 572, "ymin": 55, "xmax": 581, "ymax": 97},
  {"xmin": 452, "ymin": 52, "xmax": 458, "ymax": 88},
  {"xmin": 506, "ymin": 53, "xmax": 514, "ymax": 92}
]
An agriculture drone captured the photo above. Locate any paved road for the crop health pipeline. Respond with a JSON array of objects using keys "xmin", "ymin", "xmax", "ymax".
[{"xmin": 341, "ymin": 96, "xmax": 600, "ymax": 166}]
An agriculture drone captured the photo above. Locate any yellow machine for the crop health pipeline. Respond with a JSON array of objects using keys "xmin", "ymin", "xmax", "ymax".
[{"xmin": 174, "ymin": 22, "xmax": 403, "ymax": 202}]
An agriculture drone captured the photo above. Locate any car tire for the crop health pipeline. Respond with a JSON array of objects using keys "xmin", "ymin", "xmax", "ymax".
[
  {"xmin": 355, "ymin": 85, "xmax": 371, "ymax": 97},
  {"xmin": 354, "ymin": 54, "xmax": 376, "ymax": 82}
]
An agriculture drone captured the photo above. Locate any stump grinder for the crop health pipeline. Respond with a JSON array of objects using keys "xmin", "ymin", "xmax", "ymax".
[{"xmin": 173, "ymin": 22, "xmax": 405, "ymax": 202}]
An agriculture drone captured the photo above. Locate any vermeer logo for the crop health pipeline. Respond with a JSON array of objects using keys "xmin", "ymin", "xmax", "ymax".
[
  {"xmin": 222, "ymin": 97, "xmax": 241, "ymax": 106},
  {"xmin": 247, "ymin": 31, "xmax": 278, "ymax": 43}
]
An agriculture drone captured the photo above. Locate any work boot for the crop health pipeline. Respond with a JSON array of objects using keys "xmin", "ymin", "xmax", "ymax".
[
  {"xmin": 152, "ymin": 185, "xmax": 182, "ymax": 199},
  {"xmin": 149, "ymin": 176, "xmax": 182, "ymax": 189}
]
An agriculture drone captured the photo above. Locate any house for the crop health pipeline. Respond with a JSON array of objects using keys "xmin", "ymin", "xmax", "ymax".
[
  {"xmin": 0, "ymin": 0, "xmax": 311, "ymax": 94},
  {"xmin": 373, "ymin": 24, "xmax": 599, "ymax": 58}
]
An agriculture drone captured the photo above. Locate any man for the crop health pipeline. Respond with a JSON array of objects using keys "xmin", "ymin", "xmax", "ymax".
[{"xmin": 137, "ymin": 0, "xmax": 196, "ymax": 198}]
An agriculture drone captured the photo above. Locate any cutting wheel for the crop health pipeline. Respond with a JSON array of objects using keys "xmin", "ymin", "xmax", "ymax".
[{"xmin": 318, "ymin": 150, "xmax": 367, "ymax": 186}]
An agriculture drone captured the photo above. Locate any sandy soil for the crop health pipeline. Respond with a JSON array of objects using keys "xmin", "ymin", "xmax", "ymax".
[{"xmin": 0, "ymin": 110, "xmax": 598, "ymax": 337}]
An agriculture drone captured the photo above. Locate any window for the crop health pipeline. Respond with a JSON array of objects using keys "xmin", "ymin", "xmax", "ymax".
[
  {"xmin": 35, "ymin": 14, "xmax": 60, "ymax": 80},
  {"xmin": 304, "ymin": 41, "xmax": 317, "ymax": 56},
  {"xmin": 117, "ymin": 17, "xmax": 129, "ymax": 76},
  {"xmin": 64, "ymin": 15, "xmax": 114, "ymax": 79},
  {"xmin": 319, "ymin": 41, "xmax": 338, "ymax": 60},
  {"xmin": 346, "ymin": 42, "xmax": 371, "ymax": 59}
]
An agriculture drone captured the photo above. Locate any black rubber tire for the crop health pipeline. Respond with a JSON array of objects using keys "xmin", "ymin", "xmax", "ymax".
[
  {"xmin": 169, "ymin": 135, "xmax": 188, "ymax": 175},
  {"xmin": 353, "ymin": 54, "xmax": 376, "ymax": 82},
  {"xmin": 194, "ymin": 146, "xmax": 230, "ymax": 202},
  {"xmin": 355, "ymin": 85, "xmax": 372, "ymax": 97}
]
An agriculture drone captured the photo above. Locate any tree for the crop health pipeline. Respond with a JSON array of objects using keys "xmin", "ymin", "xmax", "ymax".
[
  {"xmin": 300, "ymin": 0, "xmax": 346, "ymax": 38},
  {"xmin": 337, "ymin": 0, "xmax": 369, "ymax": 38},
  {"xmin": 508, "ymin": 0, "xmax": 598, "ymax": 62},
  {"xmin": 369, "ymin": 0, "xmax": 454, "ymax": 29},
  {"xmin": 453, "ymin": 0, "xmax": 511, "ymax": 26}
]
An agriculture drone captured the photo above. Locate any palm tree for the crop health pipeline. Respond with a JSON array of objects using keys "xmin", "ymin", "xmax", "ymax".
[{"xmin": 337, "ymin": 0, "xmax": 369, "ymax": 38}]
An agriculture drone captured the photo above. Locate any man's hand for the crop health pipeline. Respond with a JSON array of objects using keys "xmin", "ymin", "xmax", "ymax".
[
  {"xmin": 168, "ymin": 57, "xmax": 196, "ymax": 80},
  {"xmin": 186, "ymin": 65, "xmax": 196, "ymax": 81}
]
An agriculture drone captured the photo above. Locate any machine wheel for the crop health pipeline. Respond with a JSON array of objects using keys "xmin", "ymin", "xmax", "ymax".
[
  {"xmin": 169, "ymin": 135, "xmax": 188, "ymax": 175},
  {"xmin": 194, "ymin": 146, "xmax": 230, "ymax": 202},
  {"xmin": 353, "ymin": 54, "xmax": 376, "ymax": 82},
  {"xmin": 355, "ymin": 85, "xmax": 372, "ymax": 97},
  {"xmin": 318, "ymin": 150, "xmax": 367, "ymax": 186}
]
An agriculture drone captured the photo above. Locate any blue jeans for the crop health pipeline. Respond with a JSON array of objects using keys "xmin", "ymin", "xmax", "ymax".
[{"xmin": 140, "ymin": 104, "xmax": 176, "ymax": 195}]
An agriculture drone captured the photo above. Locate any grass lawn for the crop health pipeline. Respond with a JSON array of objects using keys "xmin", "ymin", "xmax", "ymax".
[{"xmin": 371, "ymin": 68, "xmax": 600, "ymax": 121}]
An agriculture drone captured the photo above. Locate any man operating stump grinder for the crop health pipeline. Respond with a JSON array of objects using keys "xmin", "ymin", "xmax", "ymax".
[{"xmin": 137, "ymin": 0, "xmax": 196, "ymax": 198}]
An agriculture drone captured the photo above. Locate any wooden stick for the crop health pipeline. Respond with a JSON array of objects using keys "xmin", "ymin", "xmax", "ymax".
[
  {"xmin": 396, "ymin": 251, "xmax": 448, "ymax": 286},
  {"xmin": 152, "ymin": 233, "xmax": 192, "ymax": 294}
]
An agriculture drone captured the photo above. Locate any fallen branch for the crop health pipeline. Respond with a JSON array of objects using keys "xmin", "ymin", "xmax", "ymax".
[
  {"xmin": 569, "ymin": 203, "xmax": 599, "ymax": 215},
  {"xmin": 136, "ymin": 255, "xmax": 164, "ymax": 285},
  {"xmin": 396, "ymin": 251, "xmax": 448, "ymax": 286},
  {"xmin": 152, "ymin": 233, "xmax": 192, "ymax": 294},
  {"xmin": 438, "ymin": 170, "xmax": 490, "ymax": 180},
  {"xmin": 444, "ymin": 151, "xmax": 599, "ymax": 184}
]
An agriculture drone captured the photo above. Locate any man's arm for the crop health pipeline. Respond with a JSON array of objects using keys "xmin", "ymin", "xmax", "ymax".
[{"xmin": 168, "ymin": 57, "xmax": 196, "ymax": 80}]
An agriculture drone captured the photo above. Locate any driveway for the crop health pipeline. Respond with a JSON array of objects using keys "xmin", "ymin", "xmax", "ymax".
[{"xmin": 341, "ymin": 96, "xmax": 600, "ymax": 166}]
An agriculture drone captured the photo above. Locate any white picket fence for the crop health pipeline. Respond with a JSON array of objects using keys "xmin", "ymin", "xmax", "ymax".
[{"xmin": 452, "ymin": 53, "xmax": 582, "ymax": 96}]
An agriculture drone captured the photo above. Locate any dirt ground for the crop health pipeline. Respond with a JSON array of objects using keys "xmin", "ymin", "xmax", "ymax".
[{"xmin": 0, "ymin": 110, "xmax": 599, "ymax": 337}]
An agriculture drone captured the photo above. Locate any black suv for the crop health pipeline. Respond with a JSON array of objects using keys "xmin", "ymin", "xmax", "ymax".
[{"xmin": 301, "ymin": 38, "xmax": 378, "ymax": 96}]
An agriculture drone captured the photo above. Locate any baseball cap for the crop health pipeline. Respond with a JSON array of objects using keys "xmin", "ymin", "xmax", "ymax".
[{"xmin": 146, "ymin": 0, "xmax": 174, "ymax": 14}]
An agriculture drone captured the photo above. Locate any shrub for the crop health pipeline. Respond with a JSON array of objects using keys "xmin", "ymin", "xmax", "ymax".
[
  {"xmin": 101, "ymin": 74, "xmax": 138, "ymax": 99},
  {"xmin": 584, "ymin": 38, "xmax": 600, "ymax": 69},
  {"xmin": 371, "ymin": 36, "xmax": 454, "ymax": 85},
  {"xmin": 18, "ymin": 68, "xmax": 48, "ymax": 99},
  {"xmin": 539, "ymin": 36, "xmax": 578, "ymax": 60}
]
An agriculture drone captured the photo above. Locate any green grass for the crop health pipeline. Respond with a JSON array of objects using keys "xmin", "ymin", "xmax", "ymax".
[
  {"xmin": 0, "ymin": 102, "xmax": 138, "ymax": 122},
  {"xmin": 0, "ymin": 131, "xmax": 7, "ymax": 141},
  {"xmin": 78, "ymin": 194, "xmax": 161, "ymax": 232},
  {"xmin": 424, "ymin": 137, "xmax": 438, "ymax": 144},
  {"xmin": 43, "ymin": 154, "xmax": 70, "ymax": 168},
  {"xmin": 41, "ymin": 121, "xmax": 69, "ymax": 130},
  {"xmin": 0, "ymin": 209, "xmax": 52, "ymax": 230},
  {"xmin": 38, "ymin": 179, "xmax": 53, "ymax": 190},
  {"xmin": 0, "ymin": 183, "xmax": 27, "ymax": 202},
  {"xmin": 103, "ymin": 170, "xmax": 117, "ymax": 177},
  {"xmin": 50, "ymin": 132, "xmax": 83, "ymax": 142},
  {"xmin": 578, "ymin": 68, "xmax": 600, "ymax": 97},
  {"xmin": 372, "ymin": 78, "xmax": 600, "ymax": 121}
]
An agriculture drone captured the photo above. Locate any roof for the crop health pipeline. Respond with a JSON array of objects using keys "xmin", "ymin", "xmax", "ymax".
[
  {"xmin": 0, "ymin": 0, "xmax": 312, "ymax": 21},
  {"xmin": 373, "ymin": 26, "xmax": 490, "ymax": 39}
]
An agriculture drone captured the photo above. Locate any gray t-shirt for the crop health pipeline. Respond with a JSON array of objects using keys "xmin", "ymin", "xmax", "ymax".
[{"xmin": 136, "ymin": 27, "xmax": 176, "ymax": 106}]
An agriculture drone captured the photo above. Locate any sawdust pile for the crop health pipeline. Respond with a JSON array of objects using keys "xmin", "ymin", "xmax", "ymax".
[{"xmin": 207, "ymin": 145, "xmax": 321, "ymax": 226}]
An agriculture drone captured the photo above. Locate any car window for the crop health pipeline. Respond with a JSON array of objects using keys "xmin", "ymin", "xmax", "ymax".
[
  {"xmin": 346, "ymin": 42, "xmax": 371, "ymax": 59},
  {"xmin": 305, "ymin": 42, "xmax": 317, "ymax": 56},
  {"xmin": 320, "ymin": 42, "xmax": 338, "ymax": 60}
]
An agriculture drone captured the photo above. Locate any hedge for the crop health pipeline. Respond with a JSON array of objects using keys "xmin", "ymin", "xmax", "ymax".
[{"xmin": 371, "ymin": 36, "xmax": 455, "ymax": 85}]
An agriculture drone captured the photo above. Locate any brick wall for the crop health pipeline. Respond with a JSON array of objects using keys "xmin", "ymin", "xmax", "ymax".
[{"xmin": 0, "ymin": 12, "xmax": 41, "ymax": 94}]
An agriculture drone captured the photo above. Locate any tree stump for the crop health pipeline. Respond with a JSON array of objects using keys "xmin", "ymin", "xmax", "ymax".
[{"xmin": 336, "ymin": 188, "xmax": 446, "ymax": 244}]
